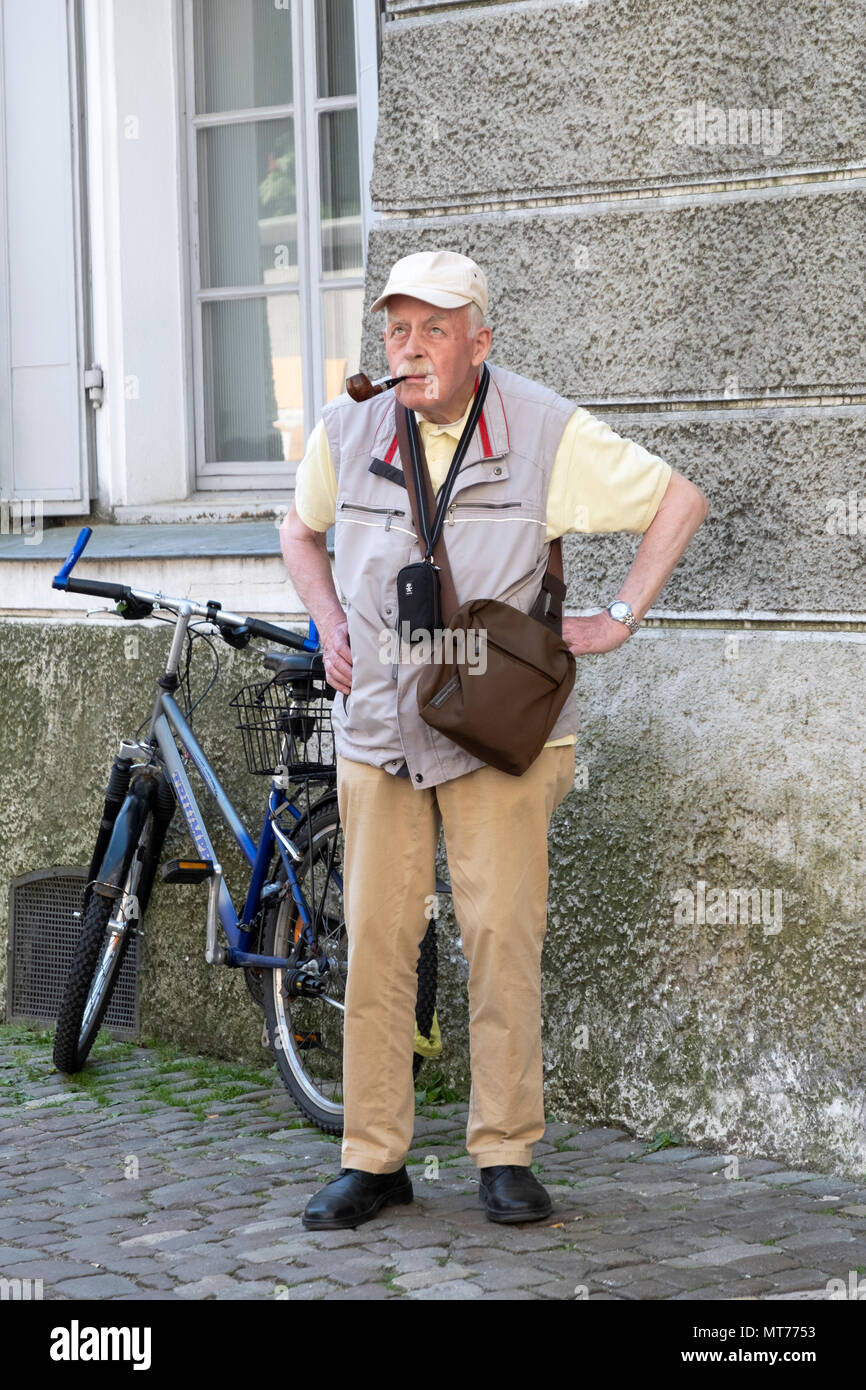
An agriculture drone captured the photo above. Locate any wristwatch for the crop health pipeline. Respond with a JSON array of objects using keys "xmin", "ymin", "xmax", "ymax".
[{"xmin": 606, "ymin": 600, "xmax": 641, "ymax": 636}]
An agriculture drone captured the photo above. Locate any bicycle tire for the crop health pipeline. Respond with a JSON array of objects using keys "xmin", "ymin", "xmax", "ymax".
[
  {"xmin": 52, "ymin": 890, "xmax": 119, "ymax": 1073},
  {"xmin": 53, "ymin": 771, "xmax": 174, "ymax": 1074},
  {"xmin": 53, "ymin": 813, "xmax": 151, "ymax": 1073},
  {"xmin": 260, "ymin": 799, "xmax": 438, "ymax": 1132}
]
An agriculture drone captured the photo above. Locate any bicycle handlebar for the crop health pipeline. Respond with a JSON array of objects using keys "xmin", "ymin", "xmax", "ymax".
[
  {"xmin": 54, "ymin": 526, "xmax": 93, "ymax": 586},
  {"xmin": 60, "ymin": 577, "xmax": 131, "ymax": 603},
  {"xmin": 241, "ymin": 615, "xmax": 313, "ymax": 648},
  {"xmin": 52, "ymin": 526, "xmax": 317, "ymax": 652}
]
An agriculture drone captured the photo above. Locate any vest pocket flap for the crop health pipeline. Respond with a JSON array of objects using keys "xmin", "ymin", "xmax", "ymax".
[
  {"xmin": 454, "ymin": 597, "xmax": 574, "ymax": 679},
  {"xmin": 369, "ymin": 458, "xmax": 406, "ymax": 487}
]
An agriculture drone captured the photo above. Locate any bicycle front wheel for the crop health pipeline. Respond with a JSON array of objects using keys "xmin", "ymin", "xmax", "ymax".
[
  {"xmin": 53, "ymin": 813, "xmax": 151, "ymax": 1072},
  {"xmin": 53, "ymin": 771, "xmax": 173, "ymax": 1073}
]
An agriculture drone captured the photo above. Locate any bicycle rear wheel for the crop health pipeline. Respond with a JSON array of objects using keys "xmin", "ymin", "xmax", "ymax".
[
  {"xmin": 261, "ymin": 799, "xmax": 346, "ymax": 1132},
  {"xmin": 261, "ymin": 797, "xmax": 438, "ymax": 1133}
]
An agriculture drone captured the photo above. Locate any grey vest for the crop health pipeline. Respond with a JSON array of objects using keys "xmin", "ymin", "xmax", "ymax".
[{"xmin": 321, "ymin": 360, "xmax": 579, "ymax": 789}]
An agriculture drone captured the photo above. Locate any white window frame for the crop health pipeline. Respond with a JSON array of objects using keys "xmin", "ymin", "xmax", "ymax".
[{"xmin": 182, "ymin": 0, "xmax": 378, "ymax": 492}]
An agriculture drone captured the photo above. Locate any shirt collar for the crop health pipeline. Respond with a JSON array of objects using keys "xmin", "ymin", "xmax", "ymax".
[
  {"xmin": 370, "ymin": 362, "xmax": 510, "ymax": 464},
  {"xmin": 415, "ymin": 398, "xmax": 473, "ymax": 439}
]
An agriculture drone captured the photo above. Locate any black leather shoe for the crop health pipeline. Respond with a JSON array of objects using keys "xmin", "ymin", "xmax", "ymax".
[
  {"xmin": 478, "ymin": 1165, "xmax": 553, "ymax": 1223},
  {"xmin": 302, "ymin": 1166, "xmax": 413, "ymax": 1230}
]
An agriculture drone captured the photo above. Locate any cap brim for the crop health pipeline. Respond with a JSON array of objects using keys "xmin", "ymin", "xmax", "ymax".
[{"xmin": 370, "ymin": 285, "xmax": 474, "ymax": 313}]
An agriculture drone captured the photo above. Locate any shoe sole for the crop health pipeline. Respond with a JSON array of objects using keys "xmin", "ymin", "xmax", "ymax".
[{"xmin": 302, "ymin": 1183, "xmax": 414, "ymax": 1231}]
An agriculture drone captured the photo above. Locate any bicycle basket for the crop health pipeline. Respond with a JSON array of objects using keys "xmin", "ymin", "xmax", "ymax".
[{"xmin": 229, "ymin": 676, "xmax": 335, "ymax": 777}]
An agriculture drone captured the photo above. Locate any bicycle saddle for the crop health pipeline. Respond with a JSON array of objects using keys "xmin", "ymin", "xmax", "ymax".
[
  {"xmin": 263, "ymin": 650, "xmax": 325, "ymax": 677},
  {"xmin": 264, "ymin": 649, "xmax": 335, "ymax": 700}
]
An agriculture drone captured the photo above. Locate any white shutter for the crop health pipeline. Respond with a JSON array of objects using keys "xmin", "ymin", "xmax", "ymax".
[{"xmin": 0, "ymin": 0, "xmax": 89, "ymax": 511}]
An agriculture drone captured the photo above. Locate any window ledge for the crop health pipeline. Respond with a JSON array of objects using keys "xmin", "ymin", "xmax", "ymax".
[
  {"xmin": 0, "ymin": 518, "xmax": 335, "ymax": 561},
  {"xmin": 112, "ymin": 494, "xmax": 291, "ymax": 526}
]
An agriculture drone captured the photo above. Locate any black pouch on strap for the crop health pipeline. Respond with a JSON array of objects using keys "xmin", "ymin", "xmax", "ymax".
[{"xmin": 396, "ymin": 560, "xmax": 442, "ymax": 642}]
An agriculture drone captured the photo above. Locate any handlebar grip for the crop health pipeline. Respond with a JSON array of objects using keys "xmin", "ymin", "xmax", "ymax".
[
  {"xmin": 242, "ymin": 615, "xmax": 313, "ymax": 650},
  {"xmin": 53, "ymin": 526, "xmax": 93, "ymax": 589},
  {"xmin": 60, "ymin": 577, "xmax": 131, "ymax": 602}
]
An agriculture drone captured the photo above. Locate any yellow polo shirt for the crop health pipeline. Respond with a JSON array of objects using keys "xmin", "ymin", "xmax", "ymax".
[{"xmin": 293, "ymin": 398, "xmax": 672, "ymax": 751}]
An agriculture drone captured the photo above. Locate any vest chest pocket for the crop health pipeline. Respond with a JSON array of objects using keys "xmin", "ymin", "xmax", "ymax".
[
  {"xmin": 444, "ymin": 497, "xmax": 537, "ymax": 526},
  {"xmin": 337, "ymin": 500, "xmax": 408, "ymax": 531},
  {"xmin": 439, "ymin": 495, "xmax": 546, "ymax": 592}
]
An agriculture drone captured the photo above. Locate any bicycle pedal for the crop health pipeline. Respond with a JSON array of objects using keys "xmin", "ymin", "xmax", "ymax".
[{"xmin": 161, "ymin": 858, "xmax": 215, "ymax": 885}]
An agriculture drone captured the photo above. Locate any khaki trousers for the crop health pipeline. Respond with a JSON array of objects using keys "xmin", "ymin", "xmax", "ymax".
[{"xmin": 336, "ymin": 743, "xmax": 575, "ymax": 1173}]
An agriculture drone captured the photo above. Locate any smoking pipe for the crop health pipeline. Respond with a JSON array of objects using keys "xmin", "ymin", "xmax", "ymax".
[{"xmin": 345, "ymin": 372, "xmax": 405, "ymax": 402}]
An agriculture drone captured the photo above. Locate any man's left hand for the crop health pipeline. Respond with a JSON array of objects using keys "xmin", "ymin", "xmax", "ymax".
[{"xmin": 562, "ymin": 611, "xmax": 632, "ymax": 657}]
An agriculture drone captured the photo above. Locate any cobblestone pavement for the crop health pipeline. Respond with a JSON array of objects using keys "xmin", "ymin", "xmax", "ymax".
[{"xmin": 2, "ymin": 1025, "xmax": 866, "ymax": 1302}]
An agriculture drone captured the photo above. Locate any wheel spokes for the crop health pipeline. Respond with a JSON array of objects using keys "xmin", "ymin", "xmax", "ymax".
[{"xmin": 270, "ymin": 819, "xmax": 347, "ymax": 1111}]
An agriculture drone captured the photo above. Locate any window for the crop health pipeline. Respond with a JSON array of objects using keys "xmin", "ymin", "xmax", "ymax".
[{"xmin": 184, "ymin": 0, "xmax": 374, "ymax": 489}]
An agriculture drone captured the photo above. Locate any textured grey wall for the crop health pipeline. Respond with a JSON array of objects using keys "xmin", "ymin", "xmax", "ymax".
[
  {"xmin": 362, "ymin": 195, "xmax": 865, "ymax": 398},
  {"xmin": 374, "ymin": 1, "xmax": 864, "ymax": 204}
]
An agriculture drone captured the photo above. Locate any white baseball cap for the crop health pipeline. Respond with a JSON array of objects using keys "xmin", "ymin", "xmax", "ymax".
[{"xmin": 371, "ymin": 250, "xmax": 488, "ymax": 316}]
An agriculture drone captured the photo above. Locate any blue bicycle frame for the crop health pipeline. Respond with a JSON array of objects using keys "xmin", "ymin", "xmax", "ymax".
[
  {"xmin": 148, "ymin": 634, "xmax": 343, "ymax": 974},
  {"xmin": 52, "ymin": 525, "xmax": 342, "ymax": 975}
]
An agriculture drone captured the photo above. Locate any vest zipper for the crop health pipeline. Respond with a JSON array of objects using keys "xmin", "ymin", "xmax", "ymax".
[
  {"xmin": 338, "ymin": 501, "xmax": 406, "ymax": 531},
  {"xmin": 446, "ymin": 500, "xmax": 521, "ymax": 525}
]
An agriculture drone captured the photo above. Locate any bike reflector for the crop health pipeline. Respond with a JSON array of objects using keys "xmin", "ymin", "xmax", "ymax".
[{"xmin": 160, "ymin": 859, "xmax": 215, "ymax": 885}]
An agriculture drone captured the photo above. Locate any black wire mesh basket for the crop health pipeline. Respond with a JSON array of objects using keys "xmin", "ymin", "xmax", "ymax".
[{"xmin": 229, "ymin": 674, "xmax": 336, "ymax": 778}]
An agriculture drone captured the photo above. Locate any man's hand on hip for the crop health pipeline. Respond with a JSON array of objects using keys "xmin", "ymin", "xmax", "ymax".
[
  {"xmin": 562, "ymin": 612, "xmax": 631, "ymax": 657},
  {"xmin": 319, "ymin": 616, "xmax": 353, "ymax": 695}
]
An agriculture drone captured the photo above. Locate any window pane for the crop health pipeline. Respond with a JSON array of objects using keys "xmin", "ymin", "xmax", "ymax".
[
  {"xmin": 203, "ymin": 296, "xmax": 303, "ymax": 464},
  {"xmin": 193, "ymin": 0, "xmax": 293, "ymax": 113},
  {"xmin": 319, "ymin": 109, "xmax": 362, "ymax": 276},
  {"xmin": 316, "ymin": 0, "xmax": 356, "ymax": 97},
  {"xmin": 323, "ymin": 287, "xmax": 364, "ymax": 402},
  {"xmin": 198, "ymin": 119, "xmax": 297, "ymax": 289}
]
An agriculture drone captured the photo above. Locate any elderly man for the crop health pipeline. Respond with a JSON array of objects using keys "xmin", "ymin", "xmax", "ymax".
[{"xmin": 280, "ymin": 250, "xmax": 708, "ymax": 1230}]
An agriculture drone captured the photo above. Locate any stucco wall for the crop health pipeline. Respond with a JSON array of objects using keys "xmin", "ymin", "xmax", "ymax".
[{"xmin": 0, "ymin": 621, "xmax": 270, "ymax": 1062}]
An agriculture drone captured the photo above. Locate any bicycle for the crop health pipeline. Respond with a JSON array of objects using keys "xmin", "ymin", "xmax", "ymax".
[{"xmin": 50, "ymin": 526, "xmax": 447, "ymax": 1134}]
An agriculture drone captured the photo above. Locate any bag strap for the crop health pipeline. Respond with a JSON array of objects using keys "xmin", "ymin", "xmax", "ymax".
[
  {"xmin": 395, "ymin": 391, "xmax": 567, "ymax": 638},
  {"xmin": 530, "ymin": 539, "xmax": 567, "ymax": 636},
  {"xmin": 398, "ymin": 366, "xmax": 491, "ymax": 559},
  {"xmin": 396, "ymin": 399, "xmax": 460, "ymax": 624}
]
